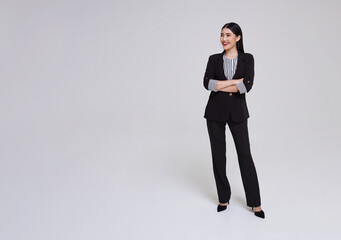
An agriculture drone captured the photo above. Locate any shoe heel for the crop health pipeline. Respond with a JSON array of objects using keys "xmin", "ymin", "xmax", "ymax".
[
  {"xmin": 217, "ymin": 201, "xmax": 229, "ymax": 212},
  {"xmin": 251, "ymin": 206, "xmax": 265, "ymax": 219}
]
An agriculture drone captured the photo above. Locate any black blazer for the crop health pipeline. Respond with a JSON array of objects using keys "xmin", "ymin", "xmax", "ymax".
[{"xmin": 203, "ymin": 50, "xmax": 255, "ymax": 123}]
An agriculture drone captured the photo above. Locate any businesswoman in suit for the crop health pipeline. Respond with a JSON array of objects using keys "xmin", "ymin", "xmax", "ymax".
[{"xmin": 203, "ymin": 22, "xmax": 265, "ymax": 219}]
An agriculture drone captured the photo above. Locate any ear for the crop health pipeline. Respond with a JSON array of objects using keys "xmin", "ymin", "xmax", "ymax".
[{"xmin": 236, "ymin": 35, "xmax": 241, "ymax": 42}]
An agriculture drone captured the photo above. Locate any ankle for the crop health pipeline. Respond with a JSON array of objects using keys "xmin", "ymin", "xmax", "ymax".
[{"xmin": 252, "ymin": 206, "xmax": 262, "ymax": 212}]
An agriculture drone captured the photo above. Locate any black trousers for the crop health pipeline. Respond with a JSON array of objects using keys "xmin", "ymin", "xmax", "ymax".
[{"xmin": 206, "ymin": 118, "xmax": 261, "ymax": 207}]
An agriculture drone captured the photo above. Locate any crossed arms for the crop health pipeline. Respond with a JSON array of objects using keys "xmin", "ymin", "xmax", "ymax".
[
  {"xmin": 209, "ymin": 78, "xmax": 245, "ymax": 93},
  {"xmin": 203, "ymin": 54, "xmax": 254, "ymax": 94}
]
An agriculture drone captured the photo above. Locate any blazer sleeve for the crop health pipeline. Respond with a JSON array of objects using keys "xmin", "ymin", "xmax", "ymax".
[
  {"xmin": 236, "ymin": 81, "xmax": 247, "ymax": 94},
  {"xmin": 203, "ymin": 56, "xmax": 215, "ymax": 90},
  {"xmin": 244, "ymin": 54, "xmax": 255, "ymax": 93}
]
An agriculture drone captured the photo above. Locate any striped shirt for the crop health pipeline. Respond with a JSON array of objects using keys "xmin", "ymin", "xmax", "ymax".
[{"xmin": 208, "ymin": 54, "xmax": 247, "ymax": 93}]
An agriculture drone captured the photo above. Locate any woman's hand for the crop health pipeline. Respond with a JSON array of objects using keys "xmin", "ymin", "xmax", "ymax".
[
  {"xmin": 218, "ymin": 78, "xmax": 244, "ymax": 93},
  {"xmin": 219, "ymin": 85, "xmax": 239, "ymax": 92},
  {"xmin": 216, "ymin": 78, "xmax": 244, "ymax": 92},
  {"xmin": 234, "ymin": 78, "xmax": 244, "ymax": 84}
]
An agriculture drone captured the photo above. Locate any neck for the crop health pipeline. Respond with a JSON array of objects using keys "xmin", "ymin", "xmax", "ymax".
[{"xmin": 224, "ymin": 48, "xmax": 238, "ymax": 58}]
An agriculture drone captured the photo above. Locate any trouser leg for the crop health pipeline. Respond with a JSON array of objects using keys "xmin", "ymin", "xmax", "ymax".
[
  {"xmin": 206, "ymin": 119, "xmax": 231, "ymax": 203},
  {"xmin": 227, "ymin": 119, "xmax": 261, "ymax": 207}
]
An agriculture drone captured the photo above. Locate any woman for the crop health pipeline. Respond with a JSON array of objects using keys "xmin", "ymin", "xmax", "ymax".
[{"xmin": 203, "ymin": 22, "xmax": 265, "ymax": 219}]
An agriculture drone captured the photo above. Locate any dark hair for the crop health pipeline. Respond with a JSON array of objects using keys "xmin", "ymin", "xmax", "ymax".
[{"xmin": 221, "ymin": 22, "xmax": 244, "ymax": 53}]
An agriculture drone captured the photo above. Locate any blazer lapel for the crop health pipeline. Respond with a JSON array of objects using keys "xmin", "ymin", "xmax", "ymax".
[{"xmin": 217, "ymin": 50, "xmax": 245, "ymax": 80}]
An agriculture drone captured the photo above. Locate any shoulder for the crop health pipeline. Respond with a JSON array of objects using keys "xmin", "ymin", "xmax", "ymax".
[
  {"xmin": 210, "ymin": 53, "xmax": 221, "ymax": 59},
  {"xmin": 207, "ymin": 53, "xmax": 222, "ymax": 62},
  {"xmin": 209, "ymin": 53, "xmax": 222, "ymax": 58},
  {"xmin": 243, "ymin": 52, "xmax": 254, "ymax": 61}
]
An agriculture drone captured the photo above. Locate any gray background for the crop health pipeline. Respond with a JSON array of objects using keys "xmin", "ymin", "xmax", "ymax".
[{"xmin": 1, "ymin": 0, "xmax": 341, "ymax": 239}]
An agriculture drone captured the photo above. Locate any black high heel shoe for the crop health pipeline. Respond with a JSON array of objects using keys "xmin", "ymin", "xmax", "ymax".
[
  {"xmin": 251, "ymin": 207, "xmax": 265, "ymax": 219},
  {"xmin": 217, "ymin": 201, "xmax": 229, "ymax": 212}
]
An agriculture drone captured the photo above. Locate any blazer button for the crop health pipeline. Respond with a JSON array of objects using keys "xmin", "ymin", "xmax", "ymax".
[
  {"xmin": 247, "ymin": 81, "xmax": 250, "ymax": 83},
  {"xmin": 229, "ymin": 93, "xmax": 232, "ymax": 96}
]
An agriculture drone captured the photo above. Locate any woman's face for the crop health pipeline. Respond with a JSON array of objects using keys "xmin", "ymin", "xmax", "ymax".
[{"xmin": 220, "ymin": 28, "xmax": 241, "ymax": 51}]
